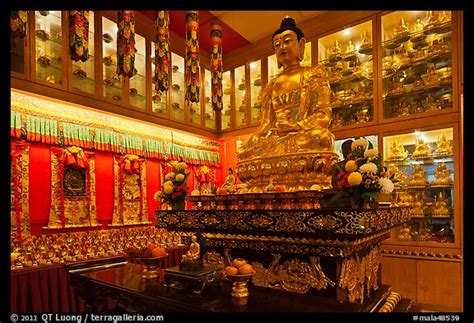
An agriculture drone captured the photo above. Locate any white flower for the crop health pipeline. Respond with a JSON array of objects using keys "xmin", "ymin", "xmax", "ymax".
[
  {"xmin": 364, "ymin": 148, "xmax": 379, "ymax": 158},
  {"xmin": 153, "ymin": 191, "xmax": 162, "ymax": 201},
  {"xmin": 165, "ymin": 172, "xmax": 176, "ymax": 181},
  {"xmin": 359, "ymin": 162, "xmax": 378, "ymax": 174},
  {"xmin": 351, "ymin": 139, "xmax": 368, "ymax": 150},
  {"xmin": 379, "ymin": 177, "xmax": 395, "ymax": 194}
]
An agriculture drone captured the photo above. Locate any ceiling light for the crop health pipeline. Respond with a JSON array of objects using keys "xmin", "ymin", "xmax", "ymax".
[{"xmin": 343, "ymin": 28, "xmax": 351, "ymax": 36}]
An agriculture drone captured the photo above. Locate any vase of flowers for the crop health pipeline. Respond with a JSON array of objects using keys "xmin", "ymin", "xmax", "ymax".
[
  {"xmin": 332, "ymin": 138, "xmax": 395, "ymax": 209},
  {"xmin": 154, "ymin": 161, "xmax": 189, "ymax": 210}
]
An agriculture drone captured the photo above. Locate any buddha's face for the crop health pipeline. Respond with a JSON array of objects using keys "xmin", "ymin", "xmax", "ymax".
[{"xmin": 273, "ymin": 30, "xmax": 305, "ymax": 69}]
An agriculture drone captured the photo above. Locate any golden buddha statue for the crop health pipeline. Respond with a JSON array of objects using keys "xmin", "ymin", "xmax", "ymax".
[
  {"xmin": 237, "ymin": 17, "xmax": 338, "ymax": 192},
  {"xmin": 412, "ymin": 137, "xmax": 431, "ymax": 159},
  {"xmin": 432, "ymin": 191, "xmax": 453, "ymax": 216},
  {"xmin": 397, "ymin": 100, "xmax": 411, "ymax": 117},
  {"xmin": 431, "ymin": 162, "xmax": 453, "ymax": 187},
  {"xmin": 415, "ymin": 18, "xmax": 424, "ymax": 32},
  {"xmin": 396, "ymin": 191, "xmax": 413, "ymax": 207},
  {"xmin": 397, "ymin": 224, "xmax": 412, "ymax": 241},
  {"xmin": 409, "ymin": 164, "xmax": 429, "ymax": 187},
  {"xmin": 389, "ymin": 75, "xmax": 406, "ymax": 95},
  {"xmin": 221, "ymin": 167, "xmax": 237, "ymax": 193},
  {"xmin": 411, "ymin": 192, "xmax": 428, "ymax": 216},
  {"xmin": 434, "ymin": 133, "xmax": 453, "ymax": 156},
  {"xmin": 181, "ymin": 235, "xmax": 200, "ymax": 262},
  {"xmin": 387, "ymin": 165, "xmax": 404, "ymax": 188},
  {"xmin": 330, "ymin": 40, "xmax": 342, "ymax": 57},
  {"xmin": 387, "ymin": 141, "xmax": 408, "ymax": 161},
  {"xmin": 359, "ymin": 30, "xmax": 372, "ymax": 54},
  {"xmin": 345, "ymin": 40, "xmax": 355, "ymax": 53}
]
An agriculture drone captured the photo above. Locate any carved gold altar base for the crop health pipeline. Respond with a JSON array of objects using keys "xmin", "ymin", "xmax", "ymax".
[
  {"xmin": 187, "ymin": 191, "xmax": 325, "ymax": 210},
  {"xmin": 236, "ymin": 151, "xmax": 339, "ymax": 192},
  {"xmin": 156, "ymin": 205, "xmax": 410, "ymax": 304}
]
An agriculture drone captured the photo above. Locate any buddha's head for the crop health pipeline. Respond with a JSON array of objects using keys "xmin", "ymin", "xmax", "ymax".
[{"xmin": 272, "ymin": 17, "xmax": 306, "ymax": 69}]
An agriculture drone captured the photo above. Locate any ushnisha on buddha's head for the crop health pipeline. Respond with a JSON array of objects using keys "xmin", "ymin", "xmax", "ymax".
[{"xmin": 272, "ymin": 17, "xmax": 306, "ymax": 69}]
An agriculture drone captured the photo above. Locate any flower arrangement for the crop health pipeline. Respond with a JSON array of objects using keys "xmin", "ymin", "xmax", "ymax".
[
  {"xmin": 154, "ymin": 161, "xmax": 189, "ymax": 210},
  {"xmin": 332, "ymin": 138, "xmax": 395, "ymax": 208}
]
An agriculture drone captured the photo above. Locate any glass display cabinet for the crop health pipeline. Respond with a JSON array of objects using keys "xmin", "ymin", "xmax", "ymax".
[
  {"xmin": 221, "ymin": 70, "xmax": 232, "ymax": 131},
  {"xmin": 11, "ymin": 11, "xmax": 29, "ymax": 77},
  {"xmin": 381, "ymin": 11, "xmax": 453, "ymax": 119},
  {"xmin": 129, "ymin": 33, "xmax": 146, "ymax": 110},
  {"xmin": 383, "ymin": 127, "xmax": 456, "ymax": 244},
  {"xmin": 151, "ymin": 41, "xmax": 167, "ymax": 117},
  {"xmin": 204, "ymin": 69, "xmax": 216, "ymax": 130},
  {"xmin": 70, "ymin": 11, "xmax": 95, "ymax": 95},
  {"xmin": 102, "ymin": 17, "xmax": 122, "ymax": 103},
  {"xmin": 234, "ymin": 65, "xmax": 247, "ymax": 128},
  {"xmin": 170, "ymin": 52, "xmax": 185, "ymax": 122},
  {"xmin": 34, "ymin": 11, "xmax": 65, "ymax": 87},
  {"xmin": 249, "ymin": 60, "xmax": 262, "ymax": 125},
  {"xmin": 318, "ymin": 20, "xmax": 374, "ymax": 129}
]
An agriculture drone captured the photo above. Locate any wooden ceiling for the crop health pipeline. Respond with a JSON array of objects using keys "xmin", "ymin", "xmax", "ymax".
[{"xmin": 139, "ymin": 11, "xmax": 326, "ymax": 55}]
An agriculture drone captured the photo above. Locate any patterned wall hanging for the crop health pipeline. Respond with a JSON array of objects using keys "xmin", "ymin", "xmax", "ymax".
[
  {"xmin": 68, "ymin": 11, "xmax": 89, "ymax": 62},
  {"xmin": 210, "ymin": 22, "xmax": 223, "ymax": 112},
  {"xmin": 48, "ymin": 146, "xmax": 98, "ymax": 228},
  {"xmin": 111, "ymin": 154, "xmax": 149, "ymax": 225},
  {"xmin": 154, "ymin": 11, "xmax": 170, "ymax": 93},
  {"xmin": 185, "ymin": 11, "xmax": 200, "ymax": 103},
  {"xmin": 117, "ymin": 11, "xmax": 136, "ymax": 78},
  {"xmin": 193, "ymin": 164, "xmax": 215, "ymax": 194},
  {"xmin": 11, "ymin": 141, "xmax": 31, "ymax": 240},
  {"xmin": 11, "ymin": 11, "xmax": 28, "ymax": 38}
]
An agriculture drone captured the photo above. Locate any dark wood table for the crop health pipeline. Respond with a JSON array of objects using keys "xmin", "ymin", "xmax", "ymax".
[{"xmin": 69, "ymin": 263, "xmax": 413, "ymax": 313}]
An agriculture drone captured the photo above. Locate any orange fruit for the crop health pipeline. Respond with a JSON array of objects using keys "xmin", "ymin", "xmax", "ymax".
[
  {"xmin": 238, "ymin": 263, "xmax": 255, "ymax": 275},
  {"xmin": 151, "ymin": 247, "xmax": 167, "ymax": 258},
  {"xmin": 225, "ymin": 266, "xmax": 239, "ymax": 276},
  {"xmin": 147, "ymin": 241, "xmax": 156, "ymax": 252},
  {"xmin": 232, "ymin": 258, "xmax": 247, "ymax": 268}
]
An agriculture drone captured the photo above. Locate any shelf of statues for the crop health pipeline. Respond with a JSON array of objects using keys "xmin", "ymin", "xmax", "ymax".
[
  {"xmin": 383, "ymin": 68, "xmax": 452, "ymax": 100},
  {"xmin": 330, "ymin": 84, "xmax": 373, "ymax": 109},
  {"xmin": 407, "ymin": 164, "xmax": 430, "ymax": 188},
  {"xmin": 395, "ymin": 221, "xmax": 453, "ymax": 243},
  {"xmin": 329, "ymin": 107, "xmax": 372, "ymax": 129},
  {"xmin": 385, "ymin": 94, "xmax": 452, "ymax": 119},
  {"xmin": 383, "ymin": 12, "xmax": 452, "ymax": 51},
  {"xmin": 328, "ymin": 61, "xmax": 373, "ymax": 86},
  {"xmin": 10, "ymin": 227, "xmax": 182, "ymax": 270}
]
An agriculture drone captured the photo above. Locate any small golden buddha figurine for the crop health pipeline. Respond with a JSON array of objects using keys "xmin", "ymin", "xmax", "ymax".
[
  {"xmin": 221, "ymin": 167, "xmax": 237, "ymax": 193},
  {"xmin": 355, "ymin": 107, "xmax": 369, "ymax": 124},
  {"xmin": 434, "ymin": 133, "xmax": 453, "ymax": 156},
  {"xmin": 431, "ymin": 162, "xmax": 453, "ymax": 187},
  {"xmin": 387, "ymin": 165, "xmax": 404, "ymax": 188},
  {"xmin": 412, "ymin": 137, "xmax": 431, "ymax": 159},
  {"xmin": 432, "ymin": 191, "xmax": 453, "ymax": 216},
  {"xmin": 417, "ymin": 221, "xmax": 433, "ymax": 241},
  {"xmin": 409, "ymin": 164, "xmax": 429, "ymax": 187},
  {"xmin": 415, "ymin": 18, "xmax": 424, "ymax": 32},
  {"xmin": 411, "ymin": 192, "xmax": 428, "ymax": 216},
  {"xmin": 181, "ymin": 235, "xmax": 200, "ymax": 262},
  {"xmin": 237, "ymin": 17, "xmax": 338, "ymax": 192},
  {"xmin": 397, "ymin": 224, "xmax": 412, "ymax": 241},
  {"xmin": 345, "ymin": 40, "xmax": 355, "ymax": 53},
  {"xmin": 387, "ymin": 141, "xmax": 408, "ymax": 161},
  {"xmin": 425, "ymin": 11, "xmax": 439, "ymax": 29},
  {"xmin": 330, "ymin": 40, "xmax": 342, "ymax": 57},
  {"xmin": 360, "ymin": 30, "xmax": 371, "ymax": 47}
]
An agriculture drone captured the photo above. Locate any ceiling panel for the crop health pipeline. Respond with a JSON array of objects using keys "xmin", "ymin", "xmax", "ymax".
[{"xmin": 210, "ymin": 11, "xmax": 326, "ymax": 43}]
